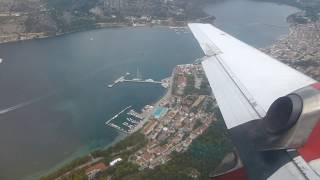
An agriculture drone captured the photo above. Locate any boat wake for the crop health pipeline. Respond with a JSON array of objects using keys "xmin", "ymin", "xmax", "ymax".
[
  {"xmin": 0, "ymin": 94, "xmax": 53, "ymax": 115},
  {"xmin": 0, "ymin": 64, "xmax": 118, "ymax": 115}
]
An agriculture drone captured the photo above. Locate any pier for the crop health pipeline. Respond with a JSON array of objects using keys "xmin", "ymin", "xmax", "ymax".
[
  {"xmin": 105, "ymin": 106, "xmax": 145, "ymax": 134},
  {"xmin": 108, "ymin": 77, "xmax": 163, "ymax": 88},
  {"xmin": 123, "ymin": 79, "xmax": 162, "ymax": 84},
  {"xmin": 105, "ymin": 105, "xmax": 132, "ymax": 125},
  {"xmin": 127, "ymin": 109, "xmax": 144, "ymax": 119},
  {"xmin": 107, "ymin": 68, "xmax": 169, "ymax": 88},
  {"xmin": 108, "ymin": 123, "xmax": 129, "ymax": 134},
  {"xmin": 107, "ymin": 72, "xmax": 130, "ymax": 88}
]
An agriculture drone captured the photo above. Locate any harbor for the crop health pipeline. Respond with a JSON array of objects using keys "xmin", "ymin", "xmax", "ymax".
[
  {"xmin": 107, "ymin": 69, "xmax": 170, "ymax": 88},
  {"xmin": 105, "ymin": 68, "xmax": 170, "ymax": 134},
  {"xmin": 127, "ymin": 109, "xmax": 144, "ymax": 119},
  {"xmin": 104, "ymin": 105, "xmax": 132, "ymax": 125},
  {"xmin": 105, "ymin": 106, "xmax": 145, "ymax": 134}
]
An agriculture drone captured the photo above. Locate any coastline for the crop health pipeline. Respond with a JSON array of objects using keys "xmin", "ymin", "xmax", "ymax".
[
  {"xmin": 37, "ymin": 76, "xmax": 171, "ymax": 180},
  {"xmin": 28, "ymin": 133, "xmax": 127, "ymax": 180},
  {"xmin": 0, "ymin": 23, "xmax": 129, "ymax": 45},
  {"xmin": 0, "ymin": 17, "xmax": 214, "ymax": 45},
  {"xmin": 131, "ymin": 75, "xmax": 173, "ymax": 134},
  {"xmin": 2, "ymin": 0, "xmax": 301, "ymax": 46}
]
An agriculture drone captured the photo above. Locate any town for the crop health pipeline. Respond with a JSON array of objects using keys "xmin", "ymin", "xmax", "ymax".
[
  {"xmin": 40, "ymin": 63, "xmax": 219, "ymax": 180},
  {"xmin": 263, "ymin": 21, "xmax": 320, "ymax": 81},
  {"xmin": 132, "ymin": 64, "xmax": 216, "ymax": 169}
]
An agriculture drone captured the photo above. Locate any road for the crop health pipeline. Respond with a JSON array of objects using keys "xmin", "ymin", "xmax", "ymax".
[
  {"xmin": 55, "ymin": 155, "xmax": 104, "ymax": 180},
  {"xmin": 132, "ymin": 70, "xmax": 174, "ymax": 133}
]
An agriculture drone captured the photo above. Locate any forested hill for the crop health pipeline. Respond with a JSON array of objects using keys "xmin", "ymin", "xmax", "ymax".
[{"xmin": 0, "ymin": 0, "xmax": 215, "ymax": 42}]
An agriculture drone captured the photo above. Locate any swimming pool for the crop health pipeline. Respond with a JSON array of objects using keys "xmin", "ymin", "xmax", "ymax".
[{"xmin": 153, "ymin": 106, "xmax": 168, "ymax": 119}]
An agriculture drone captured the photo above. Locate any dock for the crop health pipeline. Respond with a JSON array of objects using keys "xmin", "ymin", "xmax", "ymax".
[
  {"xmin": 123, "ymin": 79, "xmax": 162, "ymax": 84},
  {"xmin": 108, "ymin": 77, "xmax": 169, "ymax": 88},
  {"xmin": 105, "ymin": 105, "xmax": 132, "ymax": 125},
  {"xmin": 107, "ymin": 72, "xmax": 130, "ymax": 88},
  {"xmin": 107, "ymin": 68, "xmax": 169, "ymax": 88},
  {"xmin": 108, "ymin": 78, "xmax": 163, "ymax": 88},
  {"xmin": 127, "ymin": 109, "xmax": 144, "ymax": 119},
  {"xmin": 105, "ymin": 106, "xmax": 146, "ymax": 134},
  {"xmin": 108, "ymin": 123, "xmax": 129, "ymax": 134}
]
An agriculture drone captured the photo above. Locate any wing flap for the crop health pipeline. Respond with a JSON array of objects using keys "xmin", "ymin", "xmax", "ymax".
[{"xmin": 202, "ymin": 56, "xmax": 260, "ymax": 128}]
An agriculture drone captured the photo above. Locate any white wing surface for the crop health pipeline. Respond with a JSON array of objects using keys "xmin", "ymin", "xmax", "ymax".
[{"xmin": 188, "ymin": 23, "xmax": 315, "ymax": 129}]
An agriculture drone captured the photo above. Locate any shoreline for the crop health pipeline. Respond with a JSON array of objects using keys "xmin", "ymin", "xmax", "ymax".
[
  {"xmin": 0, "ymin": 23, "xmax": 129, "ymax": 45},
  {"xmin": 0, "ymin": 17, "xmax": 214, "ymax": 45},
  {"xmin": 0, "ymin": 24, "xmax": 170, "ymax": 45},
  {"xmin": 0, "ymin": 0, "xmax": 216, "ymax": 46},
  {"xmin": 28, "ymin": 133, "xmax": 127, "ymax": 180},
  {"xmin": 131, "ymin": 75, "xmax": 173, "ymax": 134},
  {"xmin": 37, "ymin": 76, "xmax": 171, "ymax": 180}
]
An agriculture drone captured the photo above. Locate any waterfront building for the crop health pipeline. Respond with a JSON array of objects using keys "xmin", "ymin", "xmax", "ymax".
[{"xmin": 143, "ymin": 120, "xmax": 158, "ymax": 135}]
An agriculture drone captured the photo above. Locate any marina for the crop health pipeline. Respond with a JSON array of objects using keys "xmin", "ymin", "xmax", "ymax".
[
  {"xmin": 105, "ymin": 106, "xmax": 132, "ymax": 125},
  {"xmin": 108, "ymin": 123, "xmax": 128, "ymax": 134},
  {"xmin": 105, "ymin": 69, "xmax": 164, "ymax": 134},
  {"xmin": 105, "ymin": 106, "xmax": 145, "ymax": 134},
  {"xmin": 127, "ymin": 117, "xmax": 139, "ymax": 124},
  {"xmin": 127, "ymin": 109, "xmax": 144, "ymax": 119}
]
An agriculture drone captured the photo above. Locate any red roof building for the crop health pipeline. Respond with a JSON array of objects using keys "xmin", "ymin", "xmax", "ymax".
[{"xmin": 85, "ymin": 162, "xmax": 107, "ymax": 180}]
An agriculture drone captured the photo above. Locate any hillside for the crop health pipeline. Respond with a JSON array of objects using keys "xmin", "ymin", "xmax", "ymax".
[{"xmin": 0, "ymin": 0, "xmax": 215, "ymax": 43}]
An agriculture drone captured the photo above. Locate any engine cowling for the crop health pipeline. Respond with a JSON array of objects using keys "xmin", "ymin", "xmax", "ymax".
[
  {"xmin": 209, "ymin": 84, "xmax": 320, "ymax": 180},
  {"xmin": 264, "ymin": 94, "xmax": 303, "ymax": 135},
  {"xmin": 253, "ymin": 83, "xmax": 320, "ymax": 150}
]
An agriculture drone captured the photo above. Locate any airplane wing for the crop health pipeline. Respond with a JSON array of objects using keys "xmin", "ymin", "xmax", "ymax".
[{"xmin": 188, "ymin": 23, "xmax": 320, "ymax": 180}]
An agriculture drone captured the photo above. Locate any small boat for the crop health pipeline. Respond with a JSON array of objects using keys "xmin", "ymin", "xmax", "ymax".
[
  {"xmin": 127, "ymin": 117, "xmax": 138, "ymax": 124},
  {"xmin": 123, "ymin": 122, "xmax": 129, "ymax": 126}
]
